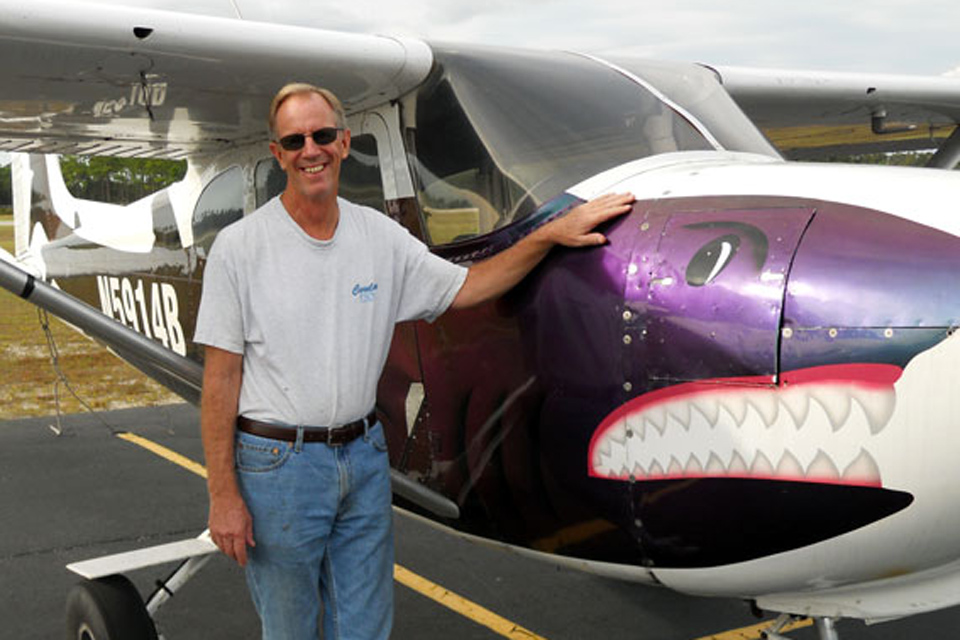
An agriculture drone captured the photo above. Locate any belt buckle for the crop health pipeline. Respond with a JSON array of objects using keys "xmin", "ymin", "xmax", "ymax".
[{"xmin": 326, "ymin": 426, "xmax": 340, "ymax": 447}]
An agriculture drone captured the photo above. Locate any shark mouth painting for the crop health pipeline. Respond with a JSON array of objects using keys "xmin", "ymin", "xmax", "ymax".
[
  {"xmin": 587, "ymin": 363, "xmax": 915, "ymax": 568},
  {"xmin": 588, "ymin": 363, "xmax": 900, "ymax": 487}
]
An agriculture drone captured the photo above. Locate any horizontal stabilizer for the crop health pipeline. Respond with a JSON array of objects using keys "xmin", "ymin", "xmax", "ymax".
[{"xmin": 66, "ymin": 533, "xmax": 217, "ymax": 580}]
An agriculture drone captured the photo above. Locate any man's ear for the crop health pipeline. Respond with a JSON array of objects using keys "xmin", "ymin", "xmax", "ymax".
[
  {"xmin": 269, "ymin": 141, "xmax": 285, "ymax": 168},
  {"xmin": 340, "ymin": 128, "xmax": 352, "ymax": 159}
]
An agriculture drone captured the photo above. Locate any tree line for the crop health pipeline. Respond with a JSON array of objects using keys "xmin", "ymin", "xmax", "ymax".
[
  {"xmin": 60, "ymin": 156, "xmax": 186, "ymax": 203},
  {"xmin": 820, "ymin": 151, "xmax": 935, "ymax": 166},
  {"xmin": 0, "ymin": 162, "xmax": 9, "ymax": 207},
  {"xmin": 0, "ymin": 156, "xmax": 186, "ymax": 207}
]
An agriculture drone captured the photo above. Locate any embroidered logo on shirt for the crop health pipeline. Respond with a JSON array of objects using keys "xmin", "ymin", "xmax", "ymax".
[{"xmin": 352, "ymin": 282, "xmax": 379, "ymax": 303}]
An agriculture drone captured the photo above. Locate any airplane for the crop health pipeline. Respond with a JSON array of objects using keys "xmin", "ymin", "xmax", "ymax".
[{"xmin": 2, "ymin": 1, "xmax": 960, "ymax": 638}]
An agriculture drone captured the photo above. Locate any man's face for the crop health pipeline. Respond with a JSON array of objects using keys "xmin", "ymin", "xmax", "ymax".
[{"xmin": 269, "ymin": 92, "xmax": 351, "ymax": 204}]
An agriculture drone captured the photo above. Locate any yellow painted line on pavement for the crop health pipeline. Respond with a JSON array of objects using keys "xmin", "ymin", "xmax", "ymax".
[
  {"xmin": 117, "ymin": 432, "xmax": 208, "ymax": 479},
  {"xmin": 693, "ymin": 616, "xmax": 812, "ymax": 640},
  {"xmin": 117, "ymin": 431, "xmax": 547, "ymax": 639},
  {"xmin": 394, "ymin": 564, "xmax": 546, "ymax": 639}
]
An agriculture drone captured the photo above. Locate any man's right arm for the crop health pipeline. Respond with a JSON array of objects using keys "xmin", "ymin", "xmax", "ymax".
[{"xmin": 200, "ymin": 345, "xmax": 255, "ymax": 566}]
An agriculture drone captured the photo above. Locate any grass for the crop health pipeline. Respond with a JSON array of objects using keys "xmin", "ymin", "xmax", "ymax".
[
  {"xmin": 0, "ymin": 219, "xmax": 182, "ymax": 419},
  {"xmin": 765, "ymin": 122, "xmax": 955, "ymax": 151}
]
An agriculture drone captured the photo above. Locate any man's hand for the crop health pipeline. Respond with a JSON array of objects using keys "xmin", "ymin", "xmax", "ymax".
[
  {"xmin": 209, "ymin": 492, "xmax": 255, "ymax": 567},
  {"xmin": 536, "ymin": 192, "xmax": 635, "ymax": 247},
  {"xmin": 451, "ymin": 192, "xmax": 636, "ymax": 310},
  {"xmin": 200, "ymin": 346, "xmax": 251, "ymax": 566}
]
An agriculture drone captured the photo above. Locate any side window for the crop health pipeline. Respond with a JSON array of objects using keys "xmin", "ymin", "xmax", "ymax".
[
  {"xmin": 255, "ymin": 158, "xmax": 286, "ymax": 208},
  {"xmin": 340, "ymin": 135, "xmax": 384, "ymax": 211},
  {"xmin": 252, "ymin": 135, "xmax": 385, "ymax": 212},
  {"xmin": 406, "ymin": 79, "xmax": 531, "ymax": 246},
  {"xmin": 192, "ymin": 166, "xmax": 243, "ymax": 259}
]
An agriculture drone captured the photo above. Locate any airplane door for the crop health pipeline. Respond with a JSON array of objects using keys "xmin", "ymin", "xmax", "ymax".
[
  {"xmin": 631, "ymin": 206, "xmax": 815, "ymax": 388},
  {"xmin": 351, "ymin": 106, "xmax": 417, "ymax": 203},
  {"xmin": 359, "ymin": 106, "xmax": 435, "ymax": 476}
]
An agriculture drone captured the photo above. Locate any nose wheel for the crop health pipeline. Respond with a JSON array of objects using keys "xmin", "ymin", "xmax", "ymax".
[{"xmin": 65, "ymin": 575, "xmax": 158, "ymax": 640}]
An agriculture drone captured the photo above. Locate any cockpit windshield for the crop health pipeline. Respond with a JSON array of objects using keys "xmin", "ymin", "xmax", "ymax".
[{"xmin": 405, "ymin": 46, "xmax": 776, "ymax": 245}]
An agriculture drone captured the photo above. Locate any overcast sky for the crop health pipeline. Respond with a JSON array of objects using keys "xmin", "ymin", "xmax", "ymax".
[
  {"xmin": 2, "ymin": 0, "xmax": 957, "ymax": 168},
  {"xmin": 91, "ymin": 0, "xmax": 960, "ymax": 76}
]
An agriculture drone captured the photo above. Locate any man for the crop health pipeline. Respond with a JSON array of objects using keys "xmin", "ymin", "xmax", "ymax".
[{"xmin": 195, "ymin": 82, "xmax": 633, "ymax": 640}]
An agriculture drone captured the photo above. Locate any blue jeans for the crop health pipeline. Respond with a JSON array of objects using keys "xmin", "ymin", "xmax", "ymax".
[{"xmin": 235, "ymin": 422, "xmax": 394, "ymax": 640}]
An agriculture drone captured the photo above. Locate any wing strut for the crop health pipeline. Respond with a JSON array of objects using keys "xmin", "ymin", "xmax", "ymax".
[
  {"xmin": 0, "ymin": 256, "xmax": 203, "ymax": 402},
  {"xmin": 928, "ymin": 126, "xmax": 960, "ymax": 170}
]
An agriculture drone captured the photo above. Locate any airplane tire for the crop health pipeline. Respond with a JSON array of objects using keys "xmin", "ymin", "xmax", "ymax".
[{"xmin": 65, "ymin": 575, "xmax": 159, "ymax": 640}]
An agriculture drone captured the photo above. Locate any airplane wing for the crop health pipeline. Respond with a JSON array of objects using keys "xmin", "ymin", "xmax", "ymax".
[
  {"xmin": 5, "ymin": 0, "xmax": 960, "ymax": 164},
  {"xmin": 0, "ymin": 0, "xmax": 431, "ymax": 158},
  {"xmin": 710, "ymin": 65, "xmax": 960, "ymax": 163}
]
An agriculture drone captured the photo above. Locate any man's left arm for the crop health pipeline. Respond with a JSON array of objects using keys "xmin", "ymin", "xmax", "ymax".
[{"xmin": 451, "ymin": 192, "xmax": 634, "ymax": 310}]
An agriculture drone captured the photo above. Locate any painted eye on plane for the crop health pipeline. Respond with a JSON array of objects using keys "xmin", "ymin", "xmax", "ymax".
[
  {"xmin": 686, "ymin": 233, "xmax": 739, "ymax": 286},
  {"xmin": 683, "ymin": 221, "xmax": 768, "ymax": 286}
]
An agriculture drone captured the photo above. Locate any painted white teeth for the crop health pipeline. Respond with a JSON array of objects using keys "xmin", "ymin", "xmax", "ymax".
[
  {"xmin": 667, "ymin": 456, "xmax": 684, "ymax": 476},
  {"xmin": 692, "ymin": 397, "xmax": 720, "ymax": 426},
  {"xmin": 779, "ymin": 386, "xmax": 810, "ymax": 428},
  {"xmin": 776, "ymin": 451, "xmax": 804, "ymax": 477},
  {"xmin": 842, "ymin": 449, "xmax": 881, "ymax": 485},
  {"xmin": 593, "ymin": 378, "xmax": 894, "ymax": 484},
  {"xmin": 685, "ymin": 454, "xmax": 704, "ymax": 475},
  {"xmin": 728, "ymin": 451, "xmax": 749, "ymax": 474},
  {"xmin": 645, "ymin": 405, "xmax": 667, "ymax": 434},
  {"xmin": 706, "ymin": 452, "xmax": 726, "ymax": 474},
  {"xmin": 645, "ymin": 416, "xmax": 666, "ymax": 437},
  {"xmin": 669, "ymin": 402, "xmax": 691, "ymax": 429},
  {"xmin": 597, "ymin": 428, "xmax": 616, "ymax": 458},
  {"xmin": 751, "ymin": 451, "xmax": 775, "ymax": 476},
  {"xmin": 806, "ymin": 450, "xmax": 841, "ymax": 480},
  {"xmin": 596, "ymin": 452, "xmax": 613, "ymax": 475},
  {"xmin": 723, "ymin": 394, "xmax": 748, "ymax": 425},
  {"xmin": 609, "ymin": 440, "xmax": 627, "ymax": 466},
  {"xmin": 626, "ymin": 414, "xmax": 645, "ymax": 440},
  {"xmin": 603, "ymin": 443, "xmax": 877, "ymax": 484},
  {"xmin": 850, "ymin": 388, "xmax": 896, "ymax": 435},
  {"xmin": 810, "ymin": 387, "xmax": 852, "ymax": 432},
  {"xmin": 596, "ymin": 436, "xmax": 627, "ymax": 477},
  {"xmin": 749, "ymin": 391, "xmax": 779, "ymax": 426}
]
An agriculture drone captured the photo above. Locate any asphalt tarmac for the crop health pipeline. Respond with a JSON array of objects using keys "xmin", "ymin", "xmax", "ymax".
[{"xmin": 2, "ymin": 404, "xmax": 958, "ymax": 639}]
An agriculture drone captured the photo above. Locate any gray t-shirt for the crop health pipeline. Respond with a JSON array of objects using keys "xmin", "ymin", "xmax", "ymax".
[{"xmin": 194, "ymin": 196, "xmax": 467, "ymax": 427}]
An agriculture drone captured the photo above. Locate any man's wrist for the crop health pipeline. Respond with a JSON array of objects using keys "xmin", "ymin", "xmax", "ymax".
[
  {"xmin": 525, "ymin": 223, "xmax": 558, "ymax": 252},
  {"xmin": 208, "ymin": 476, "xmax": 241, "ymax": 502}
]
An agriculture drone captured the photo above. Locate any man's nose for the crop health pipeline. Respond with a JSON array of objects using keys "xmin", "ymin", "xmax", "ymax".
[{"xmin": 302, "ymin": 135, "xmax": 324, "ymax": 154}]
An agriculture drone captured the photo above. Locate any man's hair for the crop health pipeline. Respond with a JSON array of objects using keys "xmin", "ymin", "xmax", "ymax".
[{"xmin": 268, "ymin": 83, "xmax": 347, "ymax": 137}]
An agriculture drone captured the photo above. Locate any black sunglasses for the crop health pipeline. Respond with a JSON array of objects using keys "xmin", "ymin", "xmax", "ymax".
[{"xmin": 276, "ymin": 127, "xmax": 342, "ymax": 151}]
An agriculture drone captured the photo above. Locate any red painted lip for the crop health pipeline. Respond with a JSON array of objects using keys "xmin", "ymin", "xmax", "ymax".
[{"xmin": 588, "ymin": 363, "xmax": 903, "ymax": 486}]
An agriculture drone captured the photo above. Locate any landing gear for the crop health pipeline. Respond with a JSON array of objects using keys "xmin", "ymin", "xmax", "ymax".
[
  {"xmin": 65, "ymin": 575, "xmax": 158, "ymax": 640},
  {"xmin": 64, "ymin": 532, "xmax": 218, "ymax": 640},
  {"xmin": 814, "ymin": 618, "xmax": 840, "ymax": 640},
  {"xmin": 761, "ymin": 612, "xmax": 840, "ymax": 640}
]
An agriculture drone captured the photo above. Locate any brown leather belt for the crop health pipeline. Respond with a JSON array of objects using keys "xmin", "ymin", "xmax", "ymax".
[{"xmin": 236, "ymin": 411, "xmax": 377, "ymax": 446}]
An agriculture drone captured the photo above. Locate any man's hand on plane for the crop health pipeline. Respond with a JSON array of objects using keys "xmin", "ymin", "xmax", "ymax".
[{"xmin": 538, "ymin": 192, "xmax": 635, "ymax": 247}]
